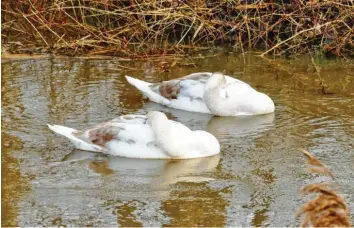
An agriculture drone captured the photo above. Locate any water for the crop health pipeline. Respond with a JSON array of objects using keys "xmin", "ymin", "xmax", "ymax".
[{"xmin": 2, "ymin": 53, "xmax": 354, "ymax": 226}]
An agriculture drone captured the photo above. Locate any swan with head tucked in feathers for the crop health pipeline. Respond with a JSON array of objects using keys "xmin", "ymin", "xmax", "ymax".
[
  {"xmin": 47, "ymin": 111, "xmax": 220, "ymax": 159},
  {"xmin": 125, "ymin": 72, "xmax": 275, "ymax": 116}
]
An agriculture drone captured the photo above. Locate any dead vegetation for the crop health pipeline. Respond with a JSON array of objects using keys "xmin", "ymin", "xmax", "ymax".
[
  {"xmin": 1, "ymin": 0, "xmax": 353, "ymax": 58},
  {"xmin": 298, "ymin": 150, "xmax": 351, "ymax": 227}
]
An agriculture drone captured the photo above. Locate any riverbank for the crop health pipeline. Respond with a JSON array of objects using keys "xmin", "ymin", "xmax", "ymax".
[{"xmin": 2, "ymin": 0, "xmax": 353, "ymax": 58}]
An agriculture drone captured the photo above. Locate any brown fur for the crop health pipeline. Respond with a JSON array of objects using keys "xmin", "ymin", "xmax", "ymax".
[
  {"xmin": 73, "ymin": 122, "xmax": 123, "ymax": 147},
  {"xmin": 87, "ymin": 126, "xmax": 121, "ymax": 147},
  {"xmin": 159, "ymin": 81, "xmax": 181, "ymax": 100},
  {"xmin": 72, "ymin": 115, "xmax": 146, "ymax": 147},
  {"xmin": 297, "ymin": 150, "xmax": 351, "ymax": 227}
]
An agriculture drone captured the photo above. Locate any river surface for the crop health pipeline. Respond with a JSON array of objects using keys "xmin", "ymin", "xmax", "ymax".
[{"xmin": 2, "ymin": 53, "xmax": 354, "ymax": 226}]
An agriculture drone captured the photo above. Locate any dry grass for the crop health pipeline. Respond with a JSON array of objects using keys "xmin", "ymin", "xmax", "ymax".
[
  {"xmin": 298, "ymin": 150, "xmax": 351, "ymax": 227},
  {"xmin": 1, "ymin": 0, "xmax": 353, "ymax": 58}
]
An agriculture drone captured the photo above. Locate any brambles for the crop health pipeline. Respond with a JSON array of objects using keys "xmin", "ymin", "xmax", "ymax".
[
  {"xmin": 298, "ymin": 150, "xmax": 351, "ymax": 227},
  {"xmin": 1, "ymin": 0, "xmax": 353, "ymax": 57}
]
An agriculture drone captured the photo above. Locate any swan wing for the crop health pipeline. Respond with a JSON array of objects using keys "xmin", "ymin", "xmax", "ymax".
[
  {"xmin": 127, "ymin": 72, "xmax": 246, "ymax": 113},
  {"xmin": 73, "ymin": 114, "xmax": 153, "ymax": 148},
  {"xmin": 128, "ymin": 72, "xmax": 245, "ymax": 102},
  {"xmin": 178, "ymin": 72, "xmax": 248, "ymax": 99}
]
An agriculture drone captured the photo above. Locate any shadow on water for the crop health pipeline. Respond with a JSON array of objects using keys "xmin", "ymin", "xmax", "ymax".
[{"xmin": 1, "ymin": 53, "xmax": 353, "ymax": 226}]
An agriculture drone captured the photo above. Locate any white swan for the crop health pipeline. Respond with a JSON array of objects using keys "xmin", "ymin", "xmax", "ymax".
[
  {"xmin": 47, "ymin": 111, "xmax": 220, "ymax": 159},
  {"xmin": 125, "ymin": 72, "xmax": 275, "ymax": 116}
]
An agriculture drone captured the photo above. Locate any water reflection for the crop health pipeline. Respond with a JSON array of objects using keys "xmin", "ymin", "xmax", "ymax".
[
  {"xmin": 113, "ymin": 201, "xmax": 143, "ymax": 227},
  {"xmin": 1, "ymin": 55, "xmax": 353, "ymax": 226},
  {"xmin": 88, "ymin": 160, "xmax": 115, "ymax": 176},
  {"xmin": 248, "ymin": 167, "xmax": 276, "ymax": 227},
  {"xmin": 1, "ymin": 133, "xmax": 29, "ymax": 227},
  {"xmin": 207, "ymin": 114, "xmax": 275, "ymax": 139},
  {"xmin": 64, "ymin": 150, "xmax": 220, "ymax": 188},
  {"xmin": 143, "ymin": 102, "xmax": 212, "ymax": 128},
  {"xmin": 143, "ymin": 102, "xmax": 275, "ymax": 139},
  {"xmin": 162, "ymin": 183, "xmax": 228, "ymax": 227},
  {"xmin": 159, "ymin": 156, "xmax": 220, "ymax": 186},
  {"xmin": 62, "ymin": 150, "xmax": 222, "ymax": 226},
  {"xmin": 2, "ymin": 64, "xmax": 31, "ymax": 226}
]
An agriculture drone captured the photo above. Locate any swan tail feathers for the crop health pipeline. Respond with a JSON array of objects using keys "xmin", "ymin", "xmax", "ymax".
[
  {"xmin": 125, "ymin": 75, "xmax": 171, "ymax": 105},
  {"xmin": 47, "ymin": 124, "xmax": 103, "ymax": 152},
  {"xmin": 47, "ymin": 124, "xmax": 77, "ymax": 137},
  {"xmin": 125, "ymin": 76, "xmax": 151, "ymax": 88}
]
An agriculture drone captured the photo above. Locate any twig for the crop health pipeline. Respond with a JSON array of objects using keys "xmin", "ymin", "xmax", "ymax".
[
  {"xmin": 261, "ymin": 20, "xmax": 341, "ymax": 57},
  {"xmin": 22, "ymin": 14, "xmax": 49, "ymax": 47}
]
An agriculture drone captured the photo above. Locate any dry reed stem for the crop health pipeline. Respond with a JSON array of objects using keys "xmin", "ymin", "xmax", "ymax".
[
  {"xmin": 297, "ymin": 150, "xmax": 351, "ymax": 227},
  {"xmin": 301, "ymin": 149, "xmax": 333, "ymax": 177},
  {"xmin": 1, "ymin": 0, "xmax": 353, "ymax": 57}
]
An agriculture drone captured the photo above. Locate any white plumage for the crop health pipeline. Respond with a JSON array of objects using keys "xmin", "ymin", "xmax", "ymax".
[
  {"xmin": 126, "ymin": 72, "xmax": 275, "ymax": 116},
  {"xmin": 48, "ymin": 111, "xmax": 220, "ymax": 159}
]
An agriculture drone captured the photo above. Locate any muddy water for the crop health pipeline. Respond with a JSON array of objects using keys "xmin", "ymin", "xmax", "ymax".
[{"xmin": 2, "ymin": 53, "xmax": 353, "ymax": 226}]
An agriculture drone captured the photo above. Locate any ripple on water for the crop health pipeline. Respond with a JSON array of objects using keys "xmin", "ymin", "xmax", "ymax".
[{"xmin": 1, "ymin": 55, "xmax": 353, "ymax": 226}]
